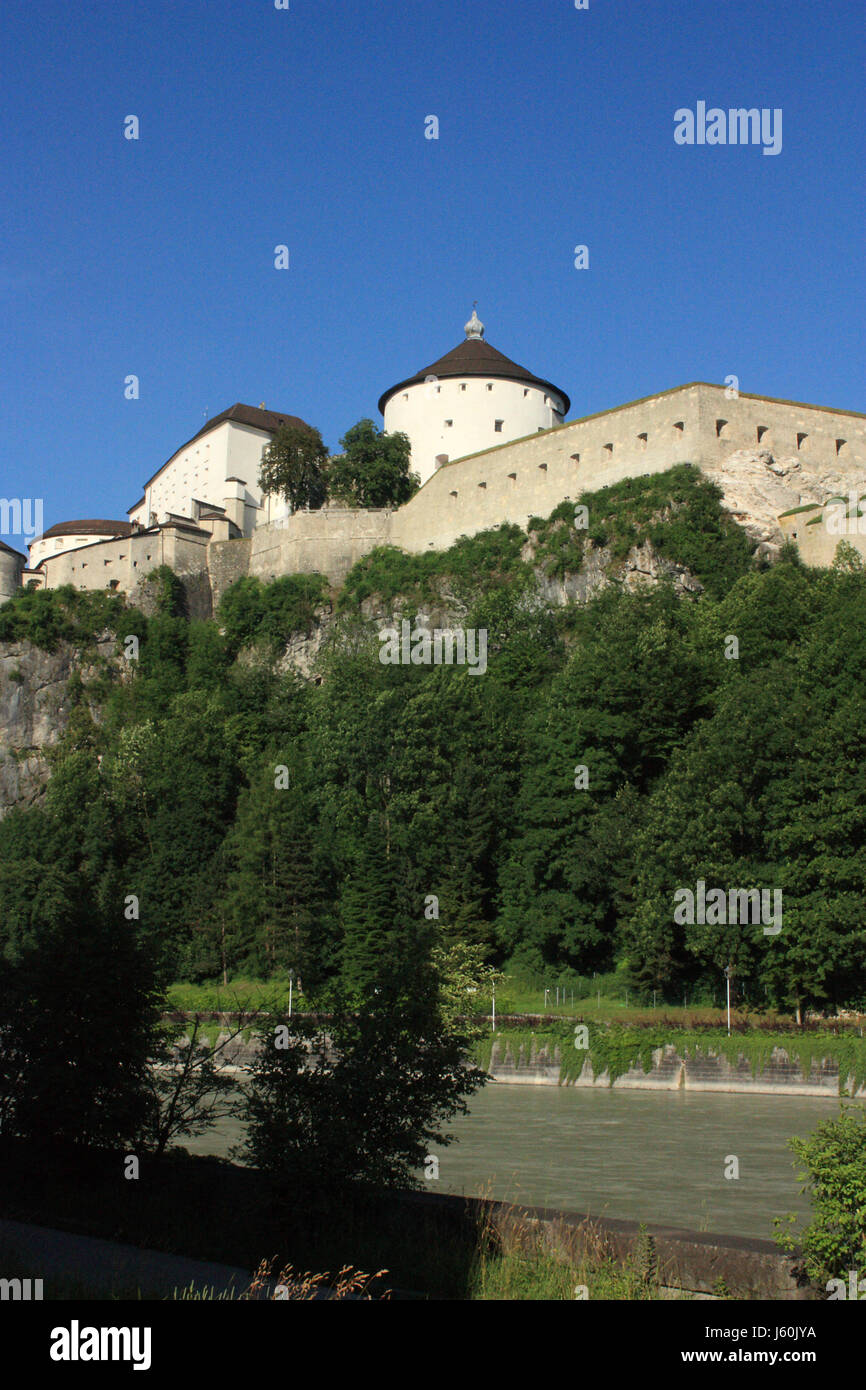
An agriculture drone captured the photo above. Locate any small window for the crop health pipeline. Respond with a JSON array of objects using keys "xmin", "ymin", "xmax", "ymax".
[
  {"xmin": 673, "ymin": 421, "xmax": 684, "ymax": 434},
  {"xmin": 108, "ymin": 579, "xmax": 120, "ymax": 591},
  {"xmin": 538, "ymin": 462, "xmax": 547, "ymax": 471},
  {"xmin": 756, "ymin": 426, "xmax": 769, "ymax": 443},
  {"xmin": 494, "ymin": 419, "xmax": 503, "ymax": 432},
  {"xmin": 508, "ymin": 472, "xmax": 517, "ymax": 481},
  {"xmin": 449, "ymin": 490, "xmax": 458, "ymax": 498},
  {"xmin": 486, "ymin": 383, "xmax": 493, "ymax": 392},
  {"xmin": 836, "ymin": 438, "xmax": 848, "ymax": 457},
  {"xmin": 797, "ymin": 432, "xmax": 808, "ymax": 449},
  {"xmin": 603, "ymin": 443, "xmax": 613, "ymax": 456},
  {"xmin": 435, "ymin": 454, "xmax": 449, "ymax": 468},
  {"xmin": 524, "ymin": 388, "xmax": 530, "ymax": 397},
  {"xmin": 403, "ymin": 393, "xmax": 408, "ymax": 401},
  {"xmin": 716, "ymin": 419, "xmax": 728, "ymax": 438},
  {"xmin": 445, "ymin": 419, "xmax": 453, "ymax": 427},
  {"xmin": 460, "ymin": 384, "xmax": 467, "ymax": 391},
  {"xmin": 637, "ymin": 433, "xmax": 648, "ymax": 450},
  {"xmin": 571, "ymin": 452, "xmax": 580, "ymax": 463},
  {"xmin": 478, "ymin": 481, "xmax": 487, "ymax": 489}
]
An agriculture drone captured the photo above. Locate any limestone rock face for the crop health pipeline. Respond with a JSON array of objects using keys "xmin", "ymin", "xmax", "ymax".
[
  {"xmin": 704, "ymin": 448, "xmax": 866, "ymax": 549},
  {"xmin": 0, "ymin": 637, "xmax": 116, "ymax": 820}
]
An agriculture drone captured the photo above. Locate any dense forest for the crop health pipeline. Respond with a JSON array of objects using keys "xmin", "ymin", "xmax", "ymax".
[{"xmin": 1, "ymin": 464, "xmax": 865, "ymax": 1019}]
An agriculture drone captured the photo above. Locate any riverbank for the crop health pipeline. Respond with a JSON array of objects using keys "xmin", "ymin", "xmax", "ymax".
[
  {"xmin": 0, "ymin": 1141, "xmax": 811, "ymax": 1301},
  {"xmin": 178, "ymin": 1023, "xmax": 866, "ymax": 1099},
  {"xmin": 487, "ymin": 1038, "xmax": 866, "ymax": 1097}
]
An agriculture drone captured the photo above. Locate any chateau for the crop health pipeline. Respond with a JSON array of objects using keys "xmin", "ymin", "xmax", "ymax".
[{"xmin": 3, "ymin": 310, "xmax": 866, "ymax": 607}]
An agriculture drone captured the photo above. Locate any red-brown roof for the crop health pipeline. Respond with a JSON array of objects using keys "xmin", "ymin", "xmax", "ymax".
[
  {"xmin": 133, "ymin": 403, "xmax": 315, "ymax": 502},
  {"xmin": 379, "ymin": 338, "xmax": 570, "ymax": 414},
  {"xmin": 35, "ymin": 519, "xmax": 133, "ymax": 542}
]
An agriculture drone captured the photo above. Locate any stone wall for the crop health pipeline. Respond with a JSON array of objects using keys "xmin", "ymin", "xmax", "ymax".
[
  {"xmin": 245, "ymin": 507, "xmax": 391, "ymax": 587},
  {"xmin": 779, "ymin": 505, "xmax": 866, "ymax": 566},
  {"xmin": 206, "ymin": 536, "xmax": 252, "ymax": 611},
  {"xmin": 488, "ymin": 1038, "xmax": 866, "ymax": 1097},
  {"xmin": 21, "ymin": 383, "xmax": 866, "ymax": 603},
  {"xmin": 0, "ymin": 548, "xmax": 25, "ymax": 603},
  {"xmin": 34, "ymin": 525, "xmax": 210, "ymax": 594},
  {"xmin": 390, "ymin": 382, "xmax": 866, "ymax": 553}
]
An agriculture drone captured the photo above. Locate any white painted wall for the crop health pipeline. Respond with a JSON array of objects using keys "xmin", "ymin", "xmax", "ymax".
[
  {"xmin": 29, "ymin": 531, "xmax": 126, "ymax": 565},
  {"xmin": 128, "ymin": 421, "xmax": 271, "ymax": 535},
  {"xmin": 383, "ymin": 377, "xmax": 565, "ymax": 486}
]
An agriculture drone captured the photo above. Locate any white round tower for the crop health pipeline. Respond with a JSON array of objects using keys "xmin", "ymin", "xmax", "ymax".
[{"xmin": 379, "ymin": 308, "xmax": 570, "ymax": 487}]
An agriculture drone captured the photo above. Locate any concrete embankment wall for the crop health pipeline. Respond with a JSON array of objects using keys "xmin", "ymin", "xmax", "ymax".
[
  {"xmin": 177, "ymin": 1029, "xmax": 865, "ymax": 1098},
  {"xmin": 487, "ymin": 1039, "xmax": 866, "ymax": 1098},
  {"xmin": 391, "ymin": 1190, "xmax": 812, "ymax": 1300}
]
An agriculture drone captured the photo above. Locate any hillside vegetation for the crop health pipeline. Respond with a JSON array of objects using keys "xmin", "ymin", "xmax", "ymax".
[{"xmin": 1, "ymin": 465, "xmax": 864, "ymax": 1021}]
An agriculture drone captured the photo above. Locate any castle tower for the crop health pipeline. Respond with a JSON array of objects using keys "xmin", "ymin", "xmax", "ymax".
[{"xmin": 378, "ymin": 308, "xmax": 570, "ymax": 486}]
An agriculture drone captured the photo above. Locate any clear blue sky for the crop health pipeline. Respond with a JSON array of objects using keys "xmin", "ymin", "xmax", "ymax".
[{"xmin": 1, "ymin": 0, "xmax": 864, "ymax": 548}]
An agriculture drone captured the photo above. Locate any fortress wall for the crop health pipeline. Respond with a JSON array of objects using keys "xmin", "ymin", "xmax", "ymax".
[
  {"xmin": 246, "ymin": 507, "xmax": 391, "ymax": 586},
  {"xmin": 391, "ymin": 384, "xmax": 708, "ymax": 551},
  {"xmin": 390, "ymin": 384, "xmax": 866, "ymax": 554},
  {"xmin": 35, "ymin": 527, "xmax": 211, "ymax": 594},
  {"xmin": 35, "ymin": 531, "xmax": 161, "ymax": 592},
  {"xmin": 19, "ymin": 387, "xmax": 866, "ymax": 603},
  {"xmin": 779, "ymin": 509, "xmax": 866, "ymax": 567},
  {"xmin": 0, "ymin": 550, "xmax": 25, "ymax": 603},
  {"xmin": 207, "ymin": 536, "xmax": 252, "ymax": 610},
  {"xmin": 696, "ymin": 387, "xmax": 866, "ymax": 466}
]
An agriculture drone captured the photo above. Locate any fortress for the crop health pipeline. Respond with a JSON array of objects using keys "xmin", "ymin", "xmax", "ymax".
[{"xmin": 3, "ymin": 309, "xmax": 866, "ymax": 608}]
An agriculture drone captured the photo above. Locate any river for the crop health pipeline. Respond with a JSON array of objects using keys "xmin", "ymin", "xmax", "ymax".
[{"xmin": 183, "ymin": 1080, "xmax": 853, "ymax": 1240}]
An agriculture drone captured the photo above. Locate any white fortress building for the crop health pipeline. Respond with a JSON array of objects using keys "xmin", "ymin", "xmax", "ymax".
[
  {"xmin": 126, "ymin": 402, "xmax": 315, "ymax": 535},
  {"xmin": 8, "ymin": 309, "xmax": 866, "ymax": 606},
  {"xmin": 380, "ymin": 307, "xmax": 569, "ymax": 486}
]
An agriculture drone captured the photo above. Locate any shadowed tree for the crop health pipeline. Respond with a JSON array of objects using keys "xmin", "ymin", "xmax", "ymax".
[{"xmin": 259, "ymin": 423, "xmax": 328, "ymax": 513}]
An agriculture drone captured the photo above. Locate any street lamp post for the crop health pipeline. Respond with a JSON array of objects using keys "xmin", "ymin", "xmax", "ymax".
[{"xmin": 725, "ymin": 965, "xmax": 732, "ymax": 1037}]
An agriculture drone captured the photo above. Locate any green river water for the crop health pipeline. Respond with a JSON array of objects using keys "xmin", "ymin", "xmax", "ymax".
[{"xmin": 184, "ymin": 1081, "xmax": 855, "ymax": 1240}]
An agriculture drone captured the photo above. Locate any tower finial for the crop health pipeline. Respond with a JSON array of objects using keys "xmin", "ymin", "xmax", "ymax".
[{"xmin": 464, "ymin": 304, "xmax": 484, "ymax": 340}]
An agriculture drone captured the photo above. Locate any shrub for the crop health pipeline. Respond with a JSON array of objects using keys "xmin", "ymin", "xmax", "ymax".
[{"xmin": 775, "ymin": 1105, "xmax": 866, "ymax": 1288}]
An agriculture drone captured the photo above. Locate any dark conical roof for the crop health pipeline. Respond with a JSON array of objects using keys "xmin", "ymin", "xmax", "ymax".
[{"xmin": 378, "ymin": 336, "xmax": 570, "ymax": 415}]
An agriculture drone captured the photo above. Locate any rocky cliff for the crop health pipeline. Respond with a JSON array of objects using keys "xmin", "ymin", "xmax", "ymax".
[
  {"xmin": 707, "ymin": 447, "xmax": 866, "ymax": 550},
  {"xmin": 0, "ymin": 637, "xmax": 117, "ymax": 820}
]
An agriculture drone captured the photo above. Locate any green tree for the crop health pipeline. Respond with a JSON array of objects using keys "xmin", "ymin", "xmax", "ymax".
[
  {"xmin": 241, "ymin": 975, "xmax": 485, "ymax": 1190},
  {"xmin": 218, "ymin": 755, "xmax": 338, "ymax": 986},
  {"xmin": 0, "ymin": 887, "xmax": 163, "ymax": 1148},
  {"xmin": 259, "ymin": 423, "xmax": 328, "ymax": 513},
  {"xmin": 327, "ymin": 418, "xmax": 419, "ymax": 509},
  {"xmin": 775, "ymin": 1106, "xmax": 866, "ymax": 1289}
]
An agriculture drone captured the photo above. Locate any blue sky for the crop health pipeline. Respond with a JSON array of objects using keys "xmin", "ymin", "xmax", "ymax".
[{"xmin": 1, "ymin": 0, "xmax": 864, "ymax": 549}]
